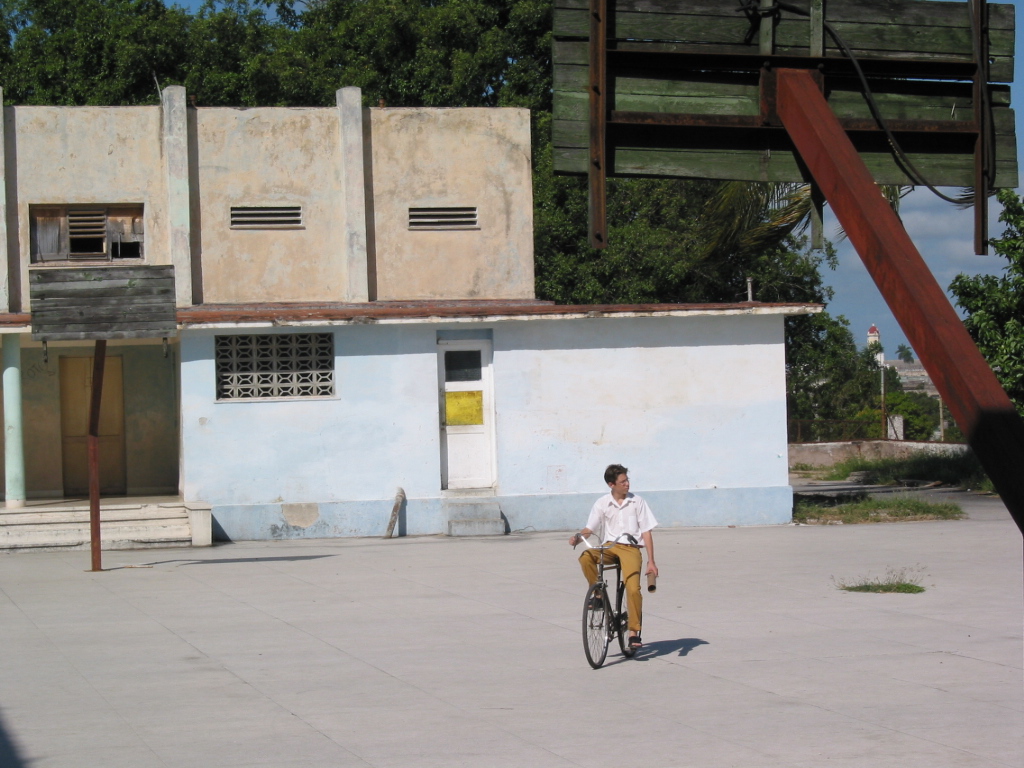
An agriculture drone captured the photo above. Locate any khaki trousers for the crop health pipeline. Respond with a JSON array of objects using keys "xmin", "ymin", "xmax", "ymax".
[{"xmin": 579, "ymin": 543, "xmax": 643, "ymax": 632}]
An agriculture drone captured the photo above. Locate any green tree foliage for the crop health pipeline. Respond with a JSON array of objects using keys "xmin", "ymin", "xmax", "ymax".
[
  {"xmin": 0, "ymin": 0, "xmax": 190, "ymax": 105},
  {"xmin": 885, "ymin": 390, "xmax": 939, "ymax": 441},
  {"xmin": 950, "ymin": 189, "xmax": 1024, "ymax": 417}
]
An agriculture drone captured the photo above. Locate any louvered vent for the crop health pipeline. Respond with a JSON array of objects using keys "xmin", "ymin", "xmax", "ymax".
[
  {"xmin": 408, "ymin": 207, "xmax": 478, "ymax": 230},
  {"xmin": 68, "ymin": 209, "xmax": 107, "ymax": 258},
  {"xmin": 230, "ymin": 206, "xmax": 303, "ymax": 229}
]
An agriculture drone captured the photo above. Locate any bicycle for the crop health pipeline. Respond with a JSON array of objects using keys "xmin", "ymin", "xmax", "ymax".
[{"xmin": 574, "ymin": 536, "xmax": 637, "ymax": 668}]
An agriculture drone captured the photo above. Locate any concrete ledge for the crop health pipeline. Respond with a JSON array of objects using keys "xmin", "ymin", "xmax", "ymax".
[{"xmin": 789, "ymin": 440, "xmax": 968, "ymax": 468}]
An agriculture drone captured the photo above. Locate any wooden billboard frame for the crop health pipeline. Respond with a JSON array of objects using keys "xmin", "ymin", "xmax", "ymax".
[{"xmin": 555, "ymin": 0, "xmax": 1014, "ymax": 253}]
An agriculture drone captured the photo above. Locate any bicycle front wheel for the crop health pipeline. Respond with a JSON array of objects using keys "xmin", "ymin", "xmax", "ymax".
[{"xmin": 583, "ymin": 583, "xmax": 610, "ymax": 669}]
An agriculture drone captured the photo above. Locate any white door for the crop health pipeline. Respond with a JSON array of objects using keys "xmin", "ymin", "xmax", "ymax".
[{"xmin": 438, "ymin": 340, "xmax": 495, "ymax": 489}]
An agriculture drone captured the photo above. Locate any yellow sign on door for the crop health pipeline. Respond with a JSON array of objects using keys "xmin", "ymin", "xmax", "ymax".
[{"xmin": 446, "ymin": 391, "xmax": 484, "ymax": 426}]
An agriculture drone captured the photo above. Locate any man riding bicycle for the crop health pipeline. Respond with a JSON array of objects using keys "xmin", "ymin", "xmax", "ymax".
[{"xmin": 570, "ymin": 464, "xmax": 659, "ymax": 649}]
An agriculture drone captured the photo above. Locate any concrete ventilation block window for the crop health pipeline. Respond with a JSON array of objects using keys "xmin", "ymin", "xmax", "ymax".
[
  {"xmin": 408, "ymin": 206, "xmax": 478, "ymax": 230},
  {"xmin": 30, "ymin": 205, "xmax": 145, "ymax": 263},
  {"xmin": 230, "ymin": 206, "xmax": 303, "ymax": 229},
  {"xmin": 215, "ymin": 333, "xmax": 335, "ymax": 401}
]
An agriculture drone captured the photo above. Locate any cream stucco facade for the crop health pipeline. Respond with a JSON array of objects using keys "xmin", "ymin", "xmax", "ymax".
[{"xmin": 0, "ymin": 87, "xmax": 535, "ymax": 311}]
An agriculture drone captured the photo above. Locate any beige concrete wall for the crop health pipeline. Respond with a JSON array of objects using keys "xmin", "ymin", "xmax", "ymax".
[
  {"xmin": 370, "ymin": 108, "xmax": 534, "ymax": 301},
  {"xmin": 789, "ymin": 440, "xmax": 968, "ymax": 469},
  {"xmin": 8, "ymin": 106, "xmax": 170, "ymax": 305},
  {"xmin": 195, "ymin": 108, "xmax": 348, "ymax": 304}
]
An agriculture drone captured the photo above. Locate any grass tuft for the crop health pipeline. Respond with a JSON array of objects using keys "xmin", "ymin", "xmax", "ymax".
[
  {"xmin": 833, "ymin": 565, "xmax": 927, "ymax": 594},
  {"xmin": 794, "ymin": 495, "xmax": 963, "ymax": 525}
]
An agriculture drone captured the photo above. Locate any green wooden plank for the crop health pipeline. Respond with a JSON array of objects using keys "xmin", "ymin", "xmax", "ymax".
[
  {"xmin": 29, "ymin": 285, "xmax": 175, "ymax": 301},
  {"xmin": 29, "ymin": 265, "xmax": 173, "ymax": 284},
  {"xmin": 554, "ymin": 0, "xmax": 1011, "ymax": 31},
  {"xmin": 32, "ymin": 329, "xmax": 176, "ymax": 341},
  {"xmin": 29, "ymin": 278, "xmax": 175, "ymax": 294},
  {"xmin": 30, "ymin": 280, "xmax": 174, "ymax": 297},
  {"xmin": 554, "ymin": 130, "xmax": 1017, "ymax": 188},
  {"xmin": 32, "ymin": 319, "xmax": 176, "ymax": 334},
  {"xmin": 32, "ymin": 312, "xmax": 178, "ymax": 330},
  {"xmin": 30, "ymin": 292, "xmax": 173, "ymax": 307}
]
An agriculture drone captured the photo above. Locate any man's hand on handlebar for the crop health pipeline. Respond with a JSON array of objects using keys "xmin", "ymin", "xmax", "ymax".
[{"xmin": 569, "ymin": 528, "xmax": 592, "ymax": 547}]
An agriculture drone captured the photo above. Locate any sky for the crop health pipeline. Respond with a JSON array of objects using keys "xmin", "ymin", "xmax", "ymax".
[{"xmin": 813, "ymin": 0, "xmax": 1023, "ymax": 354}]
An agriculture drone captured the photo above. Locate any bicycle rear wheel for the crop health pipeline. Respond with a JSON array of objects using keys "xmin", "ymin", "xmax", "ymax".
[
  {"xmin": 616, "ymin": 582, "xmax": 635, "ymax": 658},
  {"xmin": 583, "ymin": 583, "xmax": 610, "ymax": 668}
]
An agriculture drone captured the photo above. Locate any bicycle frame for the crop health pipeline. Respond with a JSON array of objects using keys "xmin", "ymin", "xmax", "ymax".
[{"xmin": 577, "ymin": 538, "xmax": 635, "ymax": 668}]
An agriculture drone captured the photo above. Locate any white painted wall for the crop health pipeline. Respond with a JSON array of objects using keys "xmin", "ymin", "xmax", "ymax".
[
  {"xmin": 180, "ymin": 313, "xmax": 792, "ymax": 537},
  {"xmin": 181, "ymin": 325, "xmax": 443, "ymax": 506},
  {"xmin": 492, "ymin": 315, "xmax": 790, "ymax": 496}
]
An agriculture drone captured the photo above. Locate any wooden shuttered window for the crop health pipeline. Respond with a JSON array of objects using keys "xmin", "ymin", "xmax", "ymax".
[{"xmin": 30, "ymin": 206, "xmax": 145, "ymax": 264}]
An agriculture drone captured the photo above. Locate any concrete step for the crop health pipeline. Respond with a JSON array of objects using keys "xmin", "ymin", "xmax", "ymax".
[
  {"xmin": 444, "ymin": 500, "xmax": 506, "ymax": 536},
  {"xmin": 447, "ymin": 519, "xmax": 507, "ymax": 536},
  {"xmin": 0, "ymin": 501, "xmax": 212, "ymax": 552},
  {"xmin": 1, "ymin": 505, "xmax": 188, "ymax": 526},
  {"xmin": 446, "ymin": 501, "xmax": 502, "ymax": 521}
]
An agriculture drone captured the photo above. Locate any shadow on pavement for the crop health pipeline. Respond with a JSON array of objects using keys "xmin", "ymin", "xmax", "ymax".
[
  {"xmin": 0, "ymin": 710, "xmax": 27, "ymax": 768},
  {"xmin": 110, "ymin": 555, "xmax": 339, "ymax": 569},
  {"xmin": 636, "ymin": 637, "xmax": 709, "ymax": 659}
]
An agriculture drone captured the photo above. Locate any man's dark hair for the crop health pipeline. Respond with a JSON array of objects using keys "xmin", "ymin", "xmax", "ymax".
[{"xmin": 604, "ymin": 464, "xmax": 628, "ymax": 485}]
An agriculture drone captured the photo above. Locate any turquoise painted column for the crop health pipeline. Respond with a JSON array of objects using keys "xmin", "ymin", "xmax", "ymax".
[{"xmin": 3, "ymin": 334, "xmax": 25, "ymax": 508}]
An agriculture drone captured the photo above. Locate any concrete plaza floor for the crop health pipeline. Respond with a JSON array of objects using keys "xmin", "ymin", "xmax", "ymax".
[{"xmin": 0, "ymin": 489, "xmax": 1021, "ymax": 768}]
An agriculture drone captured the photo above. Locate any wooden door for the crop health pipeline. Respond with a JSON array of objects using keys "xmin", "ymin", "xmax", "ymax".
[{"xmin": 60, "ymin": 356, "xmax": 126, "ymax": 495}]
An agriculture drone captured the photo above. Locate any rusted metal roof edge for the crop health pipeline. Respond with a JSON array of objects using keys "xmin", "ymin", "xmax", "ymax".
[
  {"xmin": 0, "ymin": 303, "xmax": 823, "ymax": 334},
  {"xmin": 175, "ymin": 302, "xmax": 822, "ymax": 328}
]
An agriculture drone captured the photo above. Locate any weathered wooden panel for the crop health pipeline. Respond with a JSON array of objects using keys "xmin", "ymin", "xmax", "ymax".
[
  {"xmin": 554, "ymin": 0, "xmax": 1014, "ymax": 72},
  {"xmin": 552, "ymin": 0, "xmax": 1016, "ymax": 185},
  {"xmin": 30, "ymin": 265, "xmax": 177, "ymax": 341},
  {"xmin": 552, "ymin": 125, "xmax": 1018, "ymax": 188}
]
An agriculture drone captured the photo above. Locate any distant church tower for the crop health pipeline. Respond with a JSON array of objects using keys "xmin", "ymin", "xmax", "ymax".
[{"xmin": 867, "ymin": 324, "xmax": 885, "ymax": 366}]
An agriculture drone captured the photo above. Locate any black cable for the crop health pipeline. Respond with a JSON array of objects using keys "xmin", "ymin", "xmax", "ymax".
[{"xmin": 738, "ymin": 0, "xmax": 981, "ymax": 205}]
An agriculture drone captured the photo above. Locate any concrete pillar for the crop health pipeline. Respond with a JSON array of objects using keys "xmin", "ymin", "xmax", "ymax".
[
  {"xmin": 3, "ymin": 334, "xmax": 25, "ymax": 508},
  {"xmin": 337, "ymin": 87, "xmax": 369, "ymax": 303},
  {"xmin": 162, "ymin": 86, "xmax": 193, "ymax": 308}
]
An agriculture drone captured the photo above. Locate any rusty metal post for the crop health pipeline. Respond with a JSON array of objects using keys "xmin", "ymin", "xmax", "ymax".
[
  {"xmin": 775, "ymin": 67, "xmax": 1024, "ymax": 535},
  {"xmin": 972, "ymin": 0, "xmax": 990, "ymax": 254},
  {"xmin": 88, "ymin": 340, "xmax": 107, "ymax": 572},
  {"xmin": 588, "ymin": 0, "xmax": 608, "ymax": 248}
]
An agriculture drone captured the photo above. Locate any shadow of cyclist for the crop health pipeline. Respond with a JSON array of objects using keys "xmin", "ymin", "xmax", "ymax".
[{"xmin": 634, "ymin": 637, "xmax": 708, "ymax": 659}]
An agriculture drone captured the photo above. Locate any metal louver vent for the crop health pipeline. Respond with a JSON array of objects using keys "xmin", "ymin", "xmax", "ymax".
[
  {"xmin": 230, "ymin": 206, "xmax": 303, "ymax": 229},
  {"xmin": 409, "ymin": 207, "xmax": 478, "ymax": 230},
  {"xmin": 68, "ymin": 209, "xmax": 107, "ymax": 258}
]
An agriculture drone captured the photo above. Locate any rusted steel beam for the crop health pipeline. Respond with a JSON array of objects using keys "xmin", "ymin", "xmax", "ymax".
[
  {"xmin": 973, "ymin": 0, "xmax": 990, "ymax": 254},
  {"xmin": 609, "ymin": 111, "xmax": 978, "ymax": 135},
  {"xmin": 588, "ymin": 0, "xmax": 608, "ymax": 249},
  {"xmin": 775, "ymin": 67, "xmax": 1024, "ymax": 535},
  {"xmin": 88, "ymin": 339, "xmax": 106, "ymax": 572}
]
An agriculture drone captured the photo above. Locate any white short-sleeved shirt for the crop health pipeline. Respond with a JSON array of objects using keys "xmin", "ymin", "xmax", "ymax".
[{"xmin": 586, "ymin": 492, "xmax": 658, "ymax": 546}]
